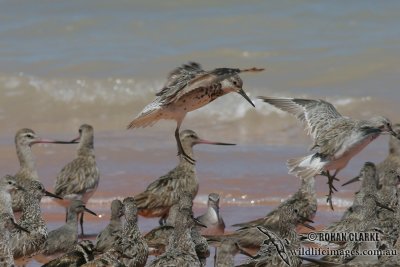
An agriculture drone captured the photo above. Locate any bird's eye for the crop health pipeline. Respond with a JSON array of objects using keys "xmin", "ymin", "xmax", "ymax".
[
  {"xmin": 233, "ymin": 81, "xmax": 238, "ymax": 86},
  {"xmin": 294, "ymin": 208, "xmax": 299, "ymax": 213},
  {"xmin": 8, "ymin": 181, "xmax": 12, "ymax": 185},
  {"xmin": 26, "ymin": 134, "xmax": 34, "ymax": 138}
]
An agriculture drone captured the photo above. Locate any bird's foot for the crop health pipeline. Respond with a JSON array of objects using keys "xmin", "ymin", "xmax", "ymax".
[{"xmin": 324, "ymin": 172, "xmax": 339, "ymax": 211}]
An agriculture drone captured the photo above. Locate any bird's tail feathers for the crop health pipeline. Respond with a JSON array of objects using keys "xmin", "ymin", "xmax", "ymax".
[
  {"xmin": 127, "ymin": 109, "xmax": 162, "ymax": 129},
  {"xmin": 287, "ymin": 154, "xmax": 324, "ymax": 179}
]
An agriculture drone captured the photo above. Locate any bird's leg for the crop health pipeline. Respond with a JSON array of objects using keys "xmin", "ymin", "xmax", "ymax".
[
  {"xmin": 320, "ymin": 170, "xmax": 339, "ymax": 210},
  {"xmin": 79, "ymin": 212, "xmax": 85, "ymax": 237},
  {"xmin": 65, "ymin": 208, "xmax": 68, "ymax": 223},
  {"xmin": 175, "ymin": 125, "xmax": 195, "ymax": 164}
]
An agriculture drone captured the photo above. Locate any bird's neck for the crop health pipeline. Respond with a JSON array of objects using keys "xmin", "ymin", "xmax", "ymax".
[
  {"xmin": 66, "ymin": 209, "xmax": 79, "ymax": 225},
  {"xmin": 77, "ymin": 138, "xmax": 94, "ymax": 157},
  {"xmin": 300, "ymin": 176, "xmax": 316, "ymax": 195},
  {"xmin": 16, "ymin": 145, "xmax": 38, "ymax": 178}
]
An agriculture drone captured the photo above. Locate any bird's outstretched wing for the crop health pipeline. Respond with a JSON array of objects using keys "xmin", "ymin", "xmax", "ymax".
[
  {"xmin": 157, "ymin": 62, "xmax": 264, "ymax": 105},
  {"xmin": 258, "ymin": 97, "xmax": 343, "ymax": 140},
  {"xmin": 155, "ymin": 62, "xmax": 206, "ymax": 104}
]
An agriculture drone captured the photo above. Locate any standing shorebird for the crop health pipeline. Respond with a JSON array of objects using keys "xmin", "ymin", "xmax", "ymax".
[
  {"xmin": 135, "ymin": 129, "xmax": 234, "ymax": 225},
  {"xmin": 10, "ymin": 180, "xmax": 61, "ymax": 264},
  {"xmin": 37, "ymin": 200, "xmax": 97, "ymax": 262},
  {"xmin": 148, "ymin": 192, "xmax": 203, "ymax": 267},
  {"xmin": 94, "ymin": 199, "xmax": 124, "ymax": 254},
  {"xmin": 196, "ymin": 193, "xmax": 225, "ymax": 236},
  {"xmin": 233, "ymin": 175, "xmax": 316, "ymax": 230},
  {"xmin": 0, "ymin": 212, "xmax": 29, "ymax": 266},
  {"xmin": 117, "ymin": 197, "xmax": 148, "ymax": 267},
  {"xmin": 127, "ymin": 62, "xmax": 263, "ymax": 163},
  {"xmin": 235, "ymin": 206, "xmax": 310, "ymax": 267},
  {"xmin": 53, "ymin": 124, "xmax": 100, "ymax": 236},
  {"xmin": 258, "ymin": 96, "xmax": 398, "ymax": 209},
  {"xmin": 10, "ymin": 128, "xmax": 76, "ymax": 212}
]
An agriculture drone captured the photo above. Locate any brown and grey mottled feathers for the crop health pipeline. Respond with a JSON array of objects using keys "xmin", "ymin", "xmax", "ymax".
[
  {"xmin": 41, "ymin": 240, "xmax": 94, "ymax": 267},
  {"xmin": 54, "ymin": 124, "xmax": 99, "ymax": 202},
  {"xmin": 233, "ymin": 176, "xmax": 316, "ymax": 230},
  {"xmin": 11, "ymin": 180, "xmax": 49, "ymax": 261},
  {"xmin": 95, "ymin": 199, "xmax": 123, "ymax": 253}
]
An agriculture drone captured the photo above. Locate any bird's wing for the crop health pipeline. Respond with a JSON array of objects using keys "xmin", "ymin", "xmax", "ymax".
[
  {"xmin": 314, "ymin": 119, "xmax": 356, "ymax": 158},
  {"xmin": 135, "ymin": 170, "xmax": 181, "ymax": 211},
  {"xmin": 157, "ymin": 63, "xmax": 264, "ymax": 105},
  {"xmin": 54, "ymin": 158, "xmax": 99, "ymax": 196},
  {"xmin": 258, "ymin": 97, "xmax": 343, "ymax": 140},
  {"xmin": 155, "ymin": 62, "xmax": 206, "ymax": 104}
]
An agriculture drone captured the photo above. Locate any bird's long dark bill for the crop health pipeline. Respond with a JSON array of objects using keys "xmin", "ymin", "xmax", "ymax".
[
  {"xmin": 34, "ymin": 138, "xmax": 79, "ymax": 144},
  {"xmin": 195, "ymin": 139, "xmax": 236, "ymax": 146},
  {"xmin": 300, "ymin": 222, "xmax": 315, "ymax": 230},
  {"xmin": 44, "ymin": 190, "xmax": 63, "ymax": 199},
  {"xmin": 299, "ymin": 215, "xmax": 314, "ymax": 224},
  {"xmin": 84, "ymin": 207, "xmax": 98, "ymax": 216},
  {"xmin": 13, "ymin": 221, "xmax": 30, "ymax": 233},
  {"xmin": 298, "ymin": 215, "xmax": 315, "ymax": 230},
  {"xmin": 342, "ymin": 176, "xmax": 360, "ymax": 186},
  {"xmin": 237, "ymin": 88, "xmax": 255, "ymax": 107},
  {"xmin": 375, "ymin": 200, "xmax": 395, "ymax": 212}
]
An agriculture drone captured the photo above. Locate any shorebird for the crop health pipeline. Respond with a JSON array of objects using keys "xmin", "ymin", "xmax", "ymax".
[
  {"xmin": 127, "ymin": 62, "xmax": 263, "ymax": 163},
  {"xmin": 135, "ymin": 129, "xmax": 234, "ymax": 225},
  {"xmin": 10, "ymin": 180, "xmax": 61, "ymax": 263},
  {"xmin": 196, "ymin": 192, "xmax": 225, "ymax": 236},
  {"xmin": 303, "ymin": 193, "xmax": 392, "ymax": 248},
  {"xmin": 147, "ymin": 192, "xmax": 203, "ymax": 267},
  {"xmin": 233, "ymin": 175, "xmax": 316, "ymax": 230},
  {"xmin": 117, "ymin": 197, "xmax": 148, "ymax": 267},
  {"xmin": 42, "ymin": 240, "xmax": 95, "ymax": 267},
  {"xmin": 144, "ymin": 201, "xmax": 179, "ymax": 256},
  {"xmin": 235, "ymin": 206, "xmax": 309, "ymax": 267},
  {"xmin": 341, "ymin": 162, "xmax": 379, "ymax": 220},
  {"xmin": 0, "ymin": 212, "xmax": 29, "ymax": 266},
  {"xmin": 207, "ymin": 206, "xmax": 314, "ymax": 254},
  {"xmin": 144, "ymin": 193, "xmax": 209, "ymax": 259},
  {"xmin": 10, "ymin": 128, "xmax": 76, "ymax": 212},
  {"xmin": 214, "ymin": 239, "xmax": 252, "ymax": 267},
  {"xmin": 53, "ymin": 124, "xmax": 100, "ymax": 236},
  {"xmin": 94, "ymin": 199, "xmax": 124, "ymax": 254},
  {"xmin": 258, "ymin": 96, "xmax": 397, "ymax": 209},
  {"xmin": 37, "ymin": 200, "xmax": 97, "ymax": 262}
]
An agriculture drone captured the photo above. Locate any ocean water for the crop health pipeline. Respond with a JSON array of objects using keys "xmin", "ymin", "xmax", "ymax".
[{"xmin": 1, "ymin": 1, "xmax": 400, "ymax": 265}]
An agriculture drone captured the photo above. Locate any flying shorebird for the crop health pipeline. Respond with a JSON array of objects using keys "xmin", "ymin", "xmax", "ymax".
[
  {"xmin": 134, "ymin": 129, "xmax": 234, "ymax": 225},
  {"xmin": 53, "ymin": 124, "xmax": 100, "ymax": 236},
  {"xmin": 127, "ymin": 62, "xmax": 263, "ymax": 163},
  {"xmin": 258, "ymin": 96, "xmax": 398, "ymax": 209}
]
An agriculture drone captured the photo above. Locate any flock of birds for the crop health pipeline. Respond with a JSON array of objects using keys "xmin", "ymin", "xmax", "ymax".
[{"xmin": 1, "ymin": 61, "xmax": 400, "ymax": 267}]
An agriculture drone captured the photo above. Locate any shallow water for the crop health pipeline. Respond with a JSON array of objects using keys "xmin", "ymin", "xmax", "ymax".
[{"xmin": 1, "ymin": 0, "xmax": 400, "ymax": 266}]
